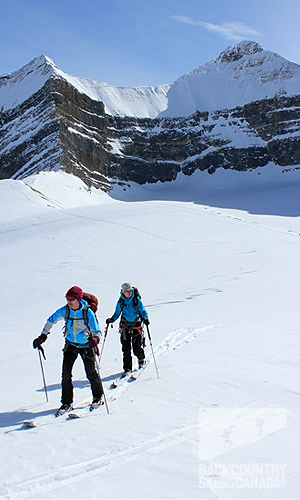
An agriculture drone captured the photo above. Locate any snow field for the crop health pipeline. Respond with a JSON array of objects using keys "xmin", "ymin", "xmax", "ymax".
[{"xmin": 0, "ymin": 171, "xmax": 300, "ymax": 499}]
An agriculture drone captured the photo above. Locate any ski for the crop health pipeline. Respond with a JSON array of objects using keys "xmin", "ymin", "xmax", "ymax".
[
  {"xmin": 127, "ymin": 364, "xmax": 147, "ymax": 382},
  {"xmin": 24, "ymin": 413, "xmax": 57, "ymax": 428},
  {"xmin": 109, "ymin": 371, "xmax": 132, "ymax": 389},
  {"xmin": 23, "ymin": 402, "xmax": 85, "ymax": 428},
  {"xmin": 68, "ymin": 401, "xmax": 104, "ymax": 419},
  {"xmin": 24, "ymin": 410, "xmax": 70, "ymax": 428},
  {"xmin": 109, "ymin": 361, "xmax": 149, "ymax": 389}
]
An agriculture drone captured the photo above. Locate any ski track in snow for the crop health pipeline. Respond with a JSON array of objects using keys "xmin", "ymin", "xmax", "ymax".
[
  {"xmin": 202, "ymin": 205, "xmax": 300, "ymax": 239},
  {"xmin": 107, "ymin": 326, "xmax": 219, "ymax": 400},
  {"xmin": 66, "ymin": 209, "xmax": 170, "ymax": 241},
  {"xmin": 154, "ymin": 326, "xmax": 217, "ymax": 353},
  {"xmin": 1, "ymin": 326, "xmax": 219, "ymax": 499},
  {"xmin": 1, "ymin": 423, "xmax": 200, "ymax": 499},
  {"xmin": 1, "ymin": 399, "xmax": 273, "ymax": 500}
]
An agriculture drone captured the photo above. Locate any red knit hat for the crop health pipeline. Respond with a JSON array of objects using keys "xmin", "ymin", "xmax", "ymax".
[{"xmin": 66, "ymin": 286, "xmax": 83, "ymax": 302}]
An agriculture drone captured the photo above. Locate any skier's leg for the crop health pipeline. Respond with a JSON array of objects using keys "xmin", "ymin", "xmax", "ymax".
[
  {"xmin": 61, "ymin": 344, "xmax": 77, "ymax": 405},
  {"xmin": 81, "ymin": 348, "xmax": 103, "ymax": 400},
  {"xmin": 120, "ymin": 327, "xmax": 132, "ymax": 371},
  {"xmin": 132, "ymin": 330, "xmax": 145, "ymax": 365}
]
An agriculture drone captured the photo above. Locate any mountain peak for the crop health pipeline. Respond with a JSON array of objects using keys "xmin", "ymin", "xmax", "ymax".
[
  {"xmin": 4, "ymin": 54, "xmax": 57, "ymax": 80},
  {"xmin": 0, "ymin": 55, "xmax": 60, "ymax": 112},
  {"xmin": 18, "ymin": 54, "xmax": 63, "ymax": 81},
  {"xmin": 215, "ymin": 40, "xmax": 264, "ymax": 63},
  {"xmin": 31, "ymin": 54, "xmax": 57, "ymax": 68}
]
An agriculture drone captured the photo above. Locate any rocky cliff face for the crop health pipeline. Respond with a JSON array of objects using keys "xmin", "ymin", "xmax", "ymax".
[
  {"xmin": 0, "ymin": 76, "xmax": 109, "ymax": 189},
  {"xmin": 105, "ymin": 94, "xmax": 300, "ymax": 185},
  {"xmin": 1, "ymin": 43, "xmax": 300, "ymax": 189}
]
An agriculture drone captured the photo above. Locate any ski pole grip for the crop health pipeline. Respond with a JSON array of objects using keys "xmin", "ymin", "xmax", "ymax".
[{"xmin": 39, "ymin": 345, "xmax": 46, "ymax": 360}]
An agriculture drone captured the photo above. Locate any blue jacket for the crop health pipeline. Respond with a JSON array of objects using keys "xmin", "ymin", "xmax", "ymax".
[
  {"xmin": 42, "ymin": 300, "xmax": 101, "ymax": 347},
  {"xmin": 111, "ymin": 292, "xmax": 148, "ymax": 324}
]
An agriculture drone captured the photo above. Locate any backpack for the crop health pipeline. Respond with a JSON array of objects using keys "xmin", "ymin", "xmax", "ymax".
[
  {"xmin": 64, "ymin": 292, "xmax": 99, "ymax": 331},
  {"xmin": 82, "ymin": 292, "xmax": 98, "ymax": 314},
  {"xmin": 120, "ymin": 286, "xmax": 142, "ymax": 318}
]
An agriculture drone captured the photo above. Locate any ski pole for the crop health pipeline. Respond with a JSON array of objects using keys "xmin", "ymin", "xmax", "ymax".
[
  {"xmin": 38, "ymin": 347, "xmax": 49, "ymax": 402},
  {"xmin": 93, "ymin": 347, "xmax": 110, "ymax": 414},
  {"xmin": 145, "ymin": 324, "xmax": 159, "ymax": 379},
  {"xmin": 99, "ymin": 324, "xmax": 109, "ymax": 364}
]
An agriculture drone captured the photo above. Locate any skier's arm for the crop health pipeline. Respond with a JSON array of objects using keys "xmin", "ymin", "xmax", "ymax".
[
  {"xmin": 110, "ymin": 299, "xmax": 122, "ymax": 323},
  {"xmin": 33, "ymin": 306, "xmax": 67, "ymax": 349},
  {"xmin": 41, "ymin": 305, "xmax": 67, "ymax": 335},
  {"xmin": 137, "ymin": 298, "xmax": 149, "ymax": 321}
]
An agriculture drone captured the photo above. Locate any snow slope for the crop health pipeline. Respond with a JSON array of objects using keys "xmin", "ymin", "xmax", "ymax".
[
  {"xmin": 0, "ymin": 170, "xmax": 300, "ymax": 499},
  {"xmin": 1, "ymin": 41, "xmax": 300, "ymax": 118}
]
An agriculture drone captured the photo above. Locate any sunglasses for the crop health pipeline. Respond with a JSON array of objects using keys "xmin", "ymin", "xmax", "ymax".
[{"xmin": 66, "ymin": 297, "xmax": 76, "ymax": 301}]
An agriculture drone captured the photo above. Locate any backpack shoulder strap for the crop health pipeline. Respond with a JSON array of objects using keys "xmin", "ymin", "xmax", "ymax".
[
  {"xmin": 132, "ymin": 287, "xmax": 141, "ymax": 305},
  {"xmin": 82, "ymin": 304, "xmax": 100, "ymax": 331},
  {"xmin": 82, "ymin": 306, "xmax": 90, "ymax": 327},
  {"xmin": 120, "ymin": 296, "xmax": 125, "ymax": 310},
  {"xmin": 133, "ymin": 289, "xmax": 142, "ymax": 319}
]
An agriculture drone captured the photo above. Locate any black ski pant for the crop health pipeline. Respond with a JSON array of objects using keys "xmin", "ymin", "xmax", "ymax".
[
  {"xmin": 120, "ymin": 324, "xmax": 145, "ymax": 371},
  {"xmin": 61, "ymin": 342, "xmax": 103, "ymax": 405}
]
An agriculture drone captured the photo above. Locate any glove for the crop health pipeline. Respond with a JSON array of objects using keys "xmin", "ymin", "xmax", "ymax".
[
  {"xmin": 88, "ymin": 335, "xmax": 100, "ymax": 348},
  {"xmin": 106, "ymin": 317, "xmax": 114, "ymax": 325},
  {"xmin": 143, "ymin": 318, "xmax": 150, "ymax": 325},
  {"xmin": 33, "ymin": 333, "xmax": 48, "ymax": 349},
  {"xmin": 89, "ymin": 335, "xmax": 100, "ymax": 356}
]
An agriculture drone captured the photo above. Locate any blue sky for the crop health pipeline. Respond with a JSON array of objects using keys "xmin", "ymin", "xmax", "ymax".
[{"xmin": 1, "ymin": 0, "xmax": 300, "ymax": 87}]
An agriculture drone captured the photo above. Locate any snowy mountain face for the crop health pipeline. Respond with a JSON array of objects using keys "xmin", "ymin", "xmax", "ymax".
[
  {"xmin": 0, "ymin": 54, "xmax": 170, "ymax": 118},
  {"xmin": 161, "ymin": 41, "xmax": 300, "ymax": 117},
  {"xmin": 1, "ymin": 41, "xmax": 300, "ymax": 188},
  {"xmin": 1, "ymin": 42, "xmax": 299, "ymax": 118}
]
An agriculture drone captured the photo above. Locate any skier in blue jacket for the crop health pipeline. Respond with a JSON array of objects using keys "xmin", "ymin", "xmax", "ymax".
[
  {"xmin": 33, "ymin": 286, "xmax": 104, "ymax": 415},
  {"xmin": 106, "ymin": 283, "xmax": 149, "ymax": 373}
]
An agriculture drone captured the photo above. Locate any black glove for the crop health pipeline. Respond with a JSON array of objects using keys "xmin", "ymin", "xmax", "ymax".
[
  {"xmin": 88, "ymin": 335, "xmax": 100, "ymax": 355},
  {"xmin": 88, "ymin": 335, "xmax": 100, "ymax": 347},
  {"xmin": 33, "ymin": 333, "xmax": 48, "ymax": 349},
  {"xmin": 143, "ymin": 318, "xmax": 150, "ymax": 325},
  {"xmin": 106, "ymin": 317, "xmax": 114, "ymax": 325}
]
